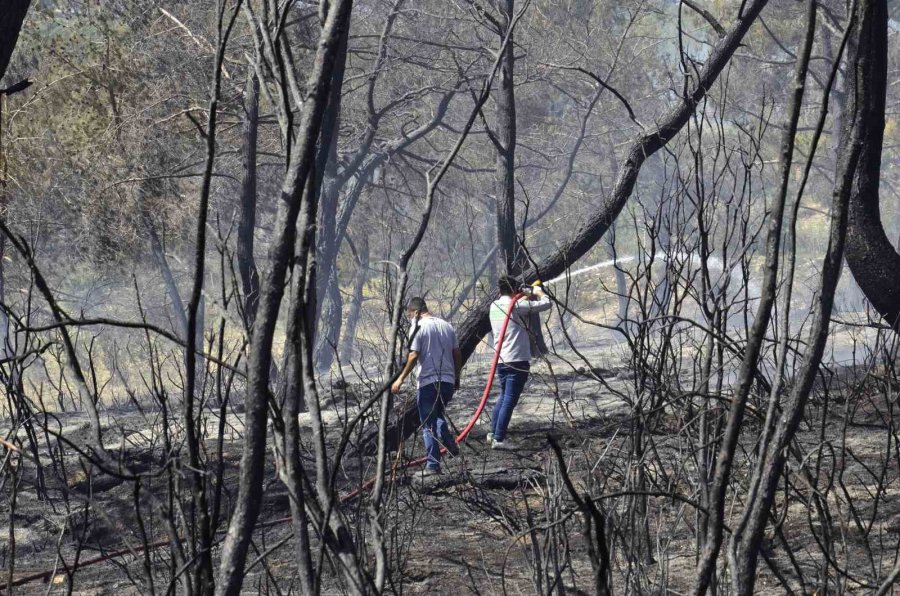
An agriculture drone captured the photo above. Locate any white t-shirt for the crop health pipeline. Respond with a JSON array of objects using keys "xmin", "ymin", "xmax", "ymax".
[
  {"xmin": 490, "ymin": 295, "xmax": 552, "ymax": 363},
  {"xmin": 409, "ymin": 316, "xmax": 458, "ymax": 388}
]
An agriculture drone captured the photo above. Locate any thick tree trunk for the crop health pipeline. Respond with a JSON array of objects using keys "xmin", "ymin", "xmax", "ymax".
[
  {"xmin": 237, "ymin": 71, "xmax": 260, "ymax": 327},
  {"xmin": 215, "ymin": 2, "xmax": 354, "ymax": 593},
  {"xmin": 493, "ymin": 0, "xmax": 547, "ymax": 355},
  {"xmin": 368, "ymin": 0, "xmax": 772, "ymax": 454},
  {"xmin": 0, "ymin": 0, "xmax": 30, "ymax": 84},
  {"xmin": 840, "ymin": 0, "xmax": 900, "ymax": 328},
  {"xmin": 277, "ymin": 12, "xmax": 349, "ymax": 405},
  {"xmin": 495, "ymin": 0, "xmax": 520, "ymax": 276}
]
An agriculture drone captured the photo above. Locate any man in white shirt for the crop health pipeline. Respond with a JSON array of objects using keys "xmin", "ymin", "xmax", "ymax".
[
  {"xmin": 391, "ymin": 297, "xmax": 461, "ymax": 474},
  {"xmin": 488, "ymin": 276, "xmax": 552, "ymax": 449}
]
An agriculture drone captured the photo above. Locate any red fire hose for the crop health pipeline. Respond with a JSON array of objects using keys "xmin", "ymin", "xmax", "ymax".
[
  {"xmin": 339, "ymin": 291, "xmax": 523, "ymax": 502},
  {"xmin": 1, "ymin": 293, "xmax": 525, "ymax": 590}
]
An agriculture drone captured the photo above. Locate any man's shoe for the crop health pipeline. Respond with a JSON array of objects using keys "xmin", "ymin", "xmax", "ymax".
[
  {"xmin": 443, "ymin": 440, "xmax": 460, "ymax": 457},
  {"xmin": 421, "ymin": 467, "xmax": 442, "ymax": 477},
  {"xmin": 491, "ymin": 439, "xmax": 514, "ymax": 450},
  {"xmin": 486, "ymin": 432, "xmax": 494, "ymax": 445}
]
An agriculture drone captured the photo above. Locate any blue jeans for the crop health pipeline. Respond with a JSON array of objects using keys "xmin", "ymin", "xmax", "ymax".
[
  {"xmin": 492, "ymin": 362, "xmax": 530, "ymax": 442},
  {"xmin": 417, "ymin": 382, "xmax": 457, "ymax": 471}
]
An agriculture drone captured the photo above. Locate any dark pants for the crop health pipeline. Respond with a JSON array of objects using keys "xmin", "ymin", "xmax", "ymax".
[
  {"xmin": 417, "ymin": 381, "xmax": 457, "ymax": 471},
  {"xmin": 491, "ymin": 362, "xmax": 530, "ymax": 442}
]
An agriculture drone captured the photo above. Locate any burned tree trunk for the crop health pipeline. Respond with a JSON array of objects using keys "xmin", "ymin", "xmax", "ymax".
[
  {"xmin": 493, "ymin": 0, "xmax": 547, "ymax": 355},
  {"xmin": 277, "ymin": 12, "xmax": 349, "ymax": 410},
  {"xmin": 0, "ymin": 1, "xmax": 30, "ymax": 83},
  {"xmin": 691, "ymin": 1, "xmax": 818, "ymax": 591},
  {"xmin": 727, "ymin": 1, "xmax": 876, "ymax": 592},
  {"xmin": 495, "ymin": 0, "xmax": 521, "ymax": 277},
  {"xmin": 840, "ymin": 0, "xmax": 900, "ymax": 328},
  {"xmin": 311, "ymin": 24, "xmax": 348, "ymax": 371},
  {"xmin": 368, "ymin": 0, "xmax": 772, "ymax": 454},
  {"xmin": 0, "ymin": 0, "xmax": 31, "ymax": 365},
  {"xmin": 237, "ymin": 70, "xmax": 260, "ymax": 327},
  {"xmin": 215, "ymin": 1, "xmax": 354, "ymax": 593}
]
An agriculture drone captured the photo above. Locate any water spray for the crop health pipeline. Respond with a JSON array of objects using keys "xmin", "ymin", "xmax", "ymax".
[{"xmin": 541, "ymin": 251, "xmax": 760, "ymax": 299}]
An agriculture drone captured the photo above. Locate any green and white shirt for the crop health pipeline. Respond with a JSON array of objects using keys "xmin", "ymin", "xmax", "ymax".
[{"xmin": 489, "ymin": 295, "xmax": 552, "ymax": 364}]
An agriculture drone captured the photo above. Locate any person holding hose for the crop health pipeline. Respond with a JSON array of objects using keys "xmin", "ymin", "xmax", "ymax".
[
  {"xmin": 488, "ymin": 276, "xmax": 552, "ymax": 449},
  {"xmin": 391, "ymin": 297, "xmax": 461, "ymax": 475}
]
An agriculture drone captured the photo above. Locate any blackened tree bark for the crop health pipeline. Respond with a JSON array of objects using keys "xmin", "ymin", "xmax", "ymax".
[
  {"xmin": 365, "ymin": 0, "xmax": 768, "ymax": 450},
  {"xmin": 316, "ymin": 277, "xmax": 342, "ymax": 367},
  {"xmin": 313, "ymin": 0, "xmax": 408, "ymax": 371},
  {"xmin": 727, "ymin": 4, "xmax": 860, "ymax": 591},
  {"xmin": 277, "ymin": 9, "xmax": 349, "ymax": 408},
  {"xmin": 0, "ymin": 0, "xmax": 30, "ymax": 84},
  {"xmin": 0, "ymin": 0, "xmax": 30, "ymax": 366},
  {"xmin": 840, "ymin": 0, "xmax": 900, "ymax": 328},
  {"xmin": 691, "ymin": 1, "xmax": 818, "ymax": 591},
  {"xmin": 494, "ymin": 0, "xmax": 521, "ymax": 276},
  {"xmin": 237, "ymin": 70, "xmax": 260, "ymax": 327},
  {"xmin": 215, "ymin": 1, "xmax": 354, "ymax": 593},
  {"xmin": 492, "ymin": 0, "xmax": 547, "ymax": 355},
  {"xmin": 369, "ymin": 0, "xmax": 773, "ymax": 454},
  {"xmin": 310, "ymin": 21, "xmax": 349, "ymax": 372},
  {"xmin": 183, "ymin": 4, "xmax": 240, "ymax": 592}
]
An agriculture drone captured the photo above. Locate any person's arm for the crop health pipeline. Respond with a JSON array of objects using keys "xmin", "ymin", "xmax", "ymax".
[
  {"xmin": 391, "ymin": 351, "xmax": 419, "ymax": 393},
  {"xmin": 511, "ymin": 287, "xmax": 553, "ymax": 313},
  {"xmin": 452, "ymin": 348, "xmax": 462, "ymax": 389}
]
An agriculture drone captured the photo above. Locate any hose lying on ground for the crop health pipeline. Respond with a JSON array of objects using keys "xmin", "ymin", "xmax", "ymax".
[{"xmin": 1, "ymin": 293, "xmax": 525, "ymax": 590}]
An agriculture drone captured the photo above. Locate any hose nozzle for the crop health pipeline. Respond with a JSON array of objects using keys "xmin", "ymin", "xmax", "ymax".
[{"xmin": 521, "ymin": 280, "xmax": 543, "ymax": 294}]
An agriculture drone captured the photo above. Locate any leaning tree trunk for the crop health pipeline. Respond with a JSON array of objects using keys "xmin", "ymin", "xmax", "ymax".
[
  {"xmin": 841, "ymin": 0, "xmax": 900, "ymax": 328},
  {"xmin": 366, "ymin": 0, "xmax": 773, "ymax": 454}
]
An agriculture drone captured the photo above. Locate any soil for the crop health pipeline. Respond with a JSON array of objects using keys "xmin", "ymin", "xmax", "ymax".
[{"xmin": 1, "ymin": 337, "xmax": 899, "ymax": 594}]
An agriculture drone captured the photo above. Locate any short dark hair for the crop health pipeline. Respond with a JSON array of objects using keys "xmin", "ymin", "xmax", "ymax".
[
  {"xmin": 406, "ymin": 296, "xmax": 428, "ymax": 313},
  {"xmin": 498, "ymin": 275, "xmax": 518, "ymax": 296}
]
